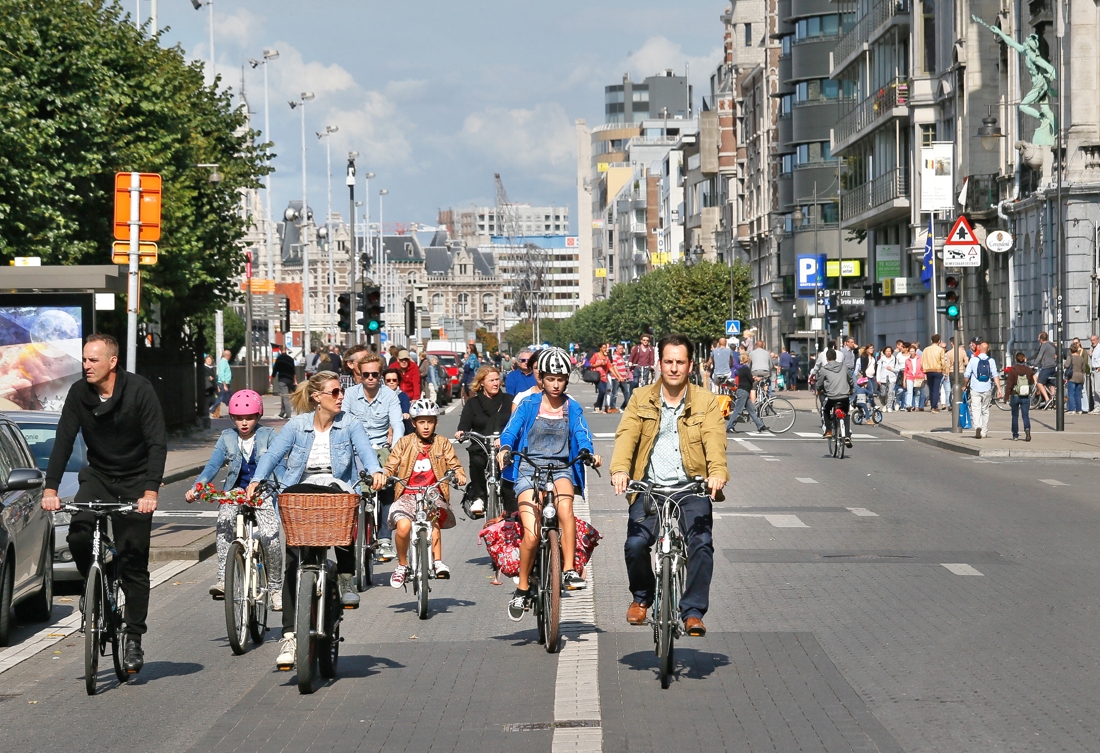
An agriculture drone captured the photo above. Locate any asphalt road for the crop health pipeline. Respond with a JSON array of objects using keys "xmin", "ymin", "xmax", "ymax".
[{"xmin": 3, "ymin": 395, "xmax": 1100, "ymax": 752}]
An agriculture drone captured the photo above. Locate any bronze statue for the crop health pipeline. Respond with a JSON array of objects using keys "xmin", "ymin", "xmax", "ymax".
[{"xmin": 973, "ymin": 15, "xmax": 1057, "ymax": 146}]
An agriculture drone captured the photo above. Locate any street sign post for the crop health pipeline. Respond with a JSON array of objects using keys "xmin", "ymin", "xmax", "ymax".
[
  {"xmin": 111, "ymin": 241, "xmax": 158, "ymax": 265},
  {"xmin": 943, "ymin": 215, "xmax": 981, "ymax": 268},
  {"xmin": 114, "ymin": 172, "xmax": 162, "ymax": 373}
]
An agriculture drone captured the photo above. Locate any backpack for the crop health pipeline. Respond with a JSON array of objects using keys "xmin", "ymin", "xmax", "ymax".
[
  {"xmin": 975, "ymin": 357, "xmax": 992, "ymax": 382},
  {"xmin": 1015, "ymin": 372, "xmax": 1031, "ymax": 397}
]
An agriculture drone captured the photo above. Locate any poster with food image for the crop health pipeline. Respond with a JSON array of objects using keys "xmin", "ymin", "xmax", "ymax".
[{"xmin": 0, "ymin": 306, "xmax": 84, "ymax": 411}]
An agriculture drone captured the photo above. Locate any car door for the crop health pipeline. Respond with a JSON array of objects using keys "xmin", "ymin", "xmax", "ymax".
[
  {"xmin": 0, "ymin": 431, "xmax": 23, "ymax": 592},
  {"xmin": 3, "ymin": 425, "xmax": 46, "ymax": 593}
]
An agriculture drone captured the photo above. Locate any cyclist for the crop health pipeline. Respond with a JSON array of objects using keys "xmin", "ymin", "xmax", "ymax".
[
  {"xmin": 245, "ymin": 371, "xmax": 382, "ymax": 670},
  {"xmin": 496, "ymin": 347, "xmax": 602, "ymax": 620},
  {"xmin": 629, "ymin": 334, "xmax": 656, "ymax": 386},
  {"xmin": 186, "ymin": 389, "xmax": 283, "ymax": 608},
  {"xmin": 344, "ymin": 353, "xmax": 405, "ymax": 562},
  {"xmin": 455, "ymin": 365, "xmax": 515, "ymax": 517},
  {"xmin": 610, "ymin": 333, "xmax": 727, "ymax": 638},
  {"xmin": 816, "ymin": 348, "xmax": 854, "ymax": 444},
  {"xmin": 726, "ymin": 352, "xmax": 769, "ymax": 433},
  {"xmin": 42, "ymin": 334, "xmax": 166, "ymax": 674},
  {"xmin": 372, "ymin": 399, "xmax": 466, "ymax": 585}
]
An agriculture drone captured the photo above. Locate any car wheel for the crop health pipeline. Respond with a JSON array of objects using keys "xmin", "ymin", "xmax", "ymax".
[
  {"xmin": 0, "ymin": 556, "xmax": 14, "ymax": 647},
  {"xmin": 17, "ymin": 539, "xmax": 53, "ymax": 623}
]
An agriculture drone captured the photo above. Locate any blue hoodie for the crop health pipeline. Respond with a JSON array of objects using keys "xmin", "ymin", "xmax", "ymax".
[{"xmin": 499, "ymin": 392, "xmax": 594, "ymax": 496}]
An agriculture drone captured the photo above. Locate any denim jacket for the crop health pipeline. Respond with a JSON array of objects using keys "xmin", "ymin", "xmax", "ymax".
[
  {"xmin": 196, "ymin": 426, "xmax": 277, "ymax": 490},
  {"xmin": 499, "ymin": 393, "xmax": 594, "ymax": 495},
  {"xmin": 252, "ymin": 411, "xmax": 382, "ymax": 488}
]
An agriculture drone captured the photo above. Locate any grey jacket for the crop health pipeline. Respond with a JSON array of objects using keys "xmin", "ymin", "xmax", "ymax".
[{"xmin": 817, "ymin": 360, "xmax": 854, "ymax": 399}]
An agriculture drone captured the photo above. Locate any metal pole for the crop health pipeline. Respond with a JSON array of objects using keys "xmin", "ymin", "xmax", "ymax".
[
  {"xmin": 348, "ymin": 158, "xmax": 357, "ymax": 344},
  {"xmin": 126, "ymin": 172, "xmax": 140, "ymax": 373},
  {"xmin": 301, "ymin": 101, "xmax": 310, "ymax": 358},
  {"xmin": 1055, "ymin": 24, "xmax": 1066, "ymax": 431},
  {"xmin": 262, "ymin": 56, "xmax": 276, "ymax": 351},
  {"xmin": 379, "ymin": 191, "xmax": 386, "ymax": 335},
  {"xmin": 245, "ymin": 250, "xmax": 253, "ymax": 389},
  {"xmin": 325, "ymin": 137, "xmax": 336, "ymax": 342},
  {"xmin": 208, "ymin": 0, "xmax": 215, "ymax": 82},
  {"xmin": 151, "ymin": 0, "xmax": 156, "ymax": 34}
]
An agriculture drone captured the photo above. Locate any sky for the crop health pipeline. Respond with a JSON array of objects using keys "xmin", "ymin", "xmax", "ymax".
[{"xmin": 146, "ymin": 0, "xmax": 726, "ymax": 232}]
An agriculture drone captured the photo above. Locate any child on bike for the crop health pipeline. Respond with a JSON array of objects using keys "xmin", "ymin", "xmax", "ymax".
[
  {"xmin": 187, "ymin": 389, "xmax": 283, "ymax": 608},
  {"xmin": 373, "ymin": 399, "xmax": 466, "ymax": 586},
  {"xmin": 496, "ymin": 347, "xmax": 602, "ymax": 621}
]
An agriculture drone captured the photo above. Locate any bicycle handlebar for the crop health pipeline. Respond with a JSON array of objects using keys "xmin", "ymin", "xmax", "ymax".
[
  {"xmin": 386, "ymin": 469, "xmax": 464, "ymax": 493},
  {"xmin": 624, "ymin": 477, "xmax": 706, "ymax": 496},
  {"xmin": 62, "ymin": 501, "xmax": 135, "ymax": 514},
  {"xmin": 507, "ymin": 449, "xmax": 599, "ymax": 476}
]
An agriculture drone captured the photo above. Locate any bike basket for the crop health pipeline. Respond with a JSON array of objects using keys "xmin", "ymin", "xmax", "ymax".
[{"xmin": 277, "ymin": 493, "xmax": 359, "ymax": 547}]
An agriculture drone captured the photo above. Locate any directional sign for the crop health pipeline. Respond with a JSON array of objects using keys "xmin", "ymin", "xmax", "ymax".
[
  {"xmin": 111, "ymin": 241, "xmax": 158, "ymax": 265},
  {"xmin": 943, "ymin": 215, "xmax": 981, "ymax": 268},
  {"xmin": 113, "ymin": 172, "xmax": 162, "ymax": 241},
  {"xmin": 725, "ymin": 320, "xmax": 741, "ymax": 336}
]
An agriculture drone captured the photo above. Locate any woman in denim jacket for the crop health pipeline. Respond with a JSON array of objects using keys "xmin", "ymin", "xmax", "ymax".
[
  {"xmin": 187, "ymin": 389, "xmax": 283, "ymax": 604},
  {"xmin": 246, "ymin": 371, "xmax": 383, "ymax": 670}
]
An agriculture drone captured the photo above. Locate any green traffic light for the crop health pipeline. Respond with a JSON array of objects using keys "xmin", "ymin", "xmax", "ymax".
[
  {"xmin": 367, "ymin": 321, "xmax": 380, "ymax": 332},
  {"xmin": 946, "ymin": 304, "xmax": 959, "ymax": 319}
]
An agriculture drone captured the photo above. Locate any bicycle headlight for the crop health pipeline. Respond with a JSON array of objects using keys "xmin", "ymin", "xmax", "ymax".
[{"xmin": 542, "ymin": 503, "xmax": 556, "ymax": 520}]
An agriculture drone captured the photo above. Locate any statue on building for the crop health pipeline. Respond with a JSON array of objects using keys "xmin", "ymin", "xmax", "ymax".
[{"xmin": 972, "ymin": 15, "xmax": 1057, "ymax": 146}]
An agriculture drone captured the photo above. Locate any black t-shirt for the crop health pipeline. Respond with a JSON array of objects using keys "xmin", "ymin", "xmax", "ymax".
[{"xmin": 734, "ymin": 364, "xmax": 753, "ymax": 392}]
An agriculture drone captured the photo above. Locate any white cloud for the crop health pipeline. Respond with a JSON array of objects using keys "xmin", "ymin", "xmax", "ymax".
[
  {"xmin": 268, "ymin": 44, "xmax": 357, "ymax": 100},
  {"xmin": 460, "ymin": 103, "xmax": 576, "ymax": 183},
  {"xmin": 623, "ymin": 36, "xmax": 722, "ymax": 81},
  {"xmin": 214, "ymin": 7, "xmax": 264, "ymax": 45},
  {"xmin": 323, "ymin": 91, "xmax": 416, "ymax": 169}
]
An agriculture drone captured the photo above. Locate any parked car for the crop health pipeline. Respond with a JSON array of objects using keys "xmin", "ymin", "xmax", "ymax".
[
  {"xmin": 0, "ymin": 413, "xmax": 52, "ymax": 644},
  {"xmin": 5, "ymin": 412, "xmax": 86, "ymax": 585},
  {"xmin": 428, "ymin": 351, "xmax": 462, "ymax": 399}
]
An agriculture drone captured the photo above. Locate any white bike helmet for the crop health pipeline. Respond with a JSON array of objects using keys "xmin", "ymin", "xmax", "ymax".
[
  {"xmin": 536, "ymin": 347, "xmax": 572, "ymax": 376},
  {"xmin": 409, "ymin": 398, "xmax": 441, "ymax": 418}
]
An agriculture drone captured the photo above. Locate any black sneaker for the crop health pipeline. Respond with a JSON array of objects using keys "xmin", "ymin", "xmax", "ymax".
[
  {"xmin": 123, "ymin": 635, "xmax": 144, "ymax": 674},
  {"xmin": 507, "ymin": 588, "xmax": 530, "ymax": 621},
  {"xmin": 563, "ymin": 570, "xmax": 587, "ymax": 590}
]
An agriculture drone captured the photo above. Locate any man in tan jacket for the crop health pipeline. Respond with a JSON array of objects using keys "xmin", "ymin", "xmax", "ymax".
[
  {"xmin": 921, "ymin": 334, "xmax": 949, "ymax": 412},
  {"xmin": 610, "ymin": 333, "xmax": 728, "ymax": 637}
]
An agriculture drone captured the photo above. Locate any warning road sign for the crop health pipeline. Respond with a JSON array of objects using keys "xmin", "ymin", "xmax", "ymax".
[{"xmin": 943, "ymin": 215, "xmax": 981, "ymax": 268}]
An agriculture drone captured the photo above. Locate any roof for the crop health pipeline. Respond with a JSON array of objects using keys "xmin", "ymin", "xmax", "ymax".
[
  {"xmin": 428, "ymin": 229, "xmax": 449, "ymax": 246},
  {"xmin": 382, "ymin": 234, "xmax": 423, "ymax": 261},
  {"xmin": 470, "ymin": 248, "xmax": 495, "ymax": 276},
  {"xmin": 424, "ymin": 246, "xmax": 452, "ymax": 275}
]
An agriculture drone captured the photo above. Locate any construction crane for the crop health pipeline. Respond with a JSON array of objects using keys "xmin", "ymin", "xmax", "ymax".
[{"xmin": 494, "ymin": 173, "xmax": 546, "ymax": 343}]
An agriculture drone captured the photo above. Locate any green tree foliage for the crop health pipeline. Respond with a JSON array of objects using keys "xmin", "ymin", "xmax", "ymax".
[
  {"xmin": 200, "ymin": 308, "xmax": 245, "ymax": 360},
  {"xmin": 0, "ymin": 0, "xmax": 269, "ymax": 347},
  {"xmin": 553, "ymin": 261, "xmax": 751, "ymax": 348}
]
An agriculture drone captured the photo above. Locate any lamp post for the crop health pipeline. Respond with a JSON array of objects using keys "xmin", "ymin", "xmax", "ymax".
[
  {"xmin": 379, "ymin": 188, "xmax": 389, "ymax": 334},
  {"xmin": 190, "ymin": 0, "xmax": 214, "ymax": 82},
  {"xmin": 289, "ymin": 92, "xmax": 315, "ymax": 356},
  {"xmin": 317, "ymin": 125, "xmax": 338, "ymax": 342},
  {"xmin": 249, "ymin": 48, "xmax": 279, "ymax": 353},
  {"xmin": 346, "ymin": 153, "xmax": 359, "ymax": 343}
]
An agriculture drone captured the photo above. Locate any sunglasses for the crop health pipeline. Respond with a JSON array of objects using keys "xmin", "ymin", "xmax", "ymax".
[
  {"xmin": 384, "ymin": 377, "xmax": 399, "ymax": 383},
  {"xmin": 361, "ymin": 371, "xmax": 381, "ymax": 379},
  {"xmin": 518, "ymin": 358, "xmax": 529, "ymax": 364},
  {"xmin": 316, "ymin": 388, "xmax": 343, "ymax": 398}
]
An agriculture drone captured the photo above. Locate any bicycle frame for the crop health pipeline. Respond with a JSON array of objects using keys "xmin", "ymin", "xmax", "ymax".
[{"xmin": 461, "ymin": 431, "xmax": 501, "ymax": 517}]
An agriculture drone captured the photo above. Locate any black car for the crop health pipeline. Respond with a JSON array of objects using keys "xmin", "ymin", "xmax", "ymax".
[{"xmin": 0, "ymin": 414, "xmax": 52, "ymax": 645}]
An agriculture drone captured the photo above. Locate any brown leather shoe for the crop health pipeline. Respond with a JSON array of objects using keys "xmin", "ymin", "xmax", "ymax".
[
  {"xmin": 626, "ymin": 602, "xmax": 648, "ymax": 625},
  {"xmin": 684, "ymin": 617, "xmax": 706, "ymax": 636}
]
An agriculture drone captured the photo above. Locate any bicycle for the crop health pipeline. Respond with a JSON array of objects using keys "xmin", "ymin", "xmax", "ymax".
[
  {"xmin": 222, "ymin": 494, "xmax": 271, "ymax": 655},
  {"xmin": 459, "ymin": 431, "xmax": 503, "ymax": 522},
  {"xmin": 624, "ymin": 476, "xmax": 706, "ymax": 689},
  {"xmin": 824, "ymin": 399, "xmax": 849, "ymax": 458},
  {"xmin": 507, "ymin": 450, "xmax": 599, "ymax": 654},
  {"xmin": 851, "ymin": 391, "xmax": 883, "ymax": 425},
  {"xmin": 385, "ymin": 470, "xmax": 462, "ymax": 620},
  {"xmin": 722, "ymin": 376, "xmax": 797, "ymax": 434},
  {"xmin": 353, "ymin": 470, "xmax": 379, "ymax": 592},
  {"xmin": 62, "ymin": 501, "xmax": 133, "ymax": 695}
]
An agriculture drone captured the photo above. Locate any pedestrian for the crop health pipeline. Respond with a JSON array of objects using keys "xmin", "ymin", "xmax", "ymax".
[
  {"xmin": 629, "ymin": 334, "xmax": 656, "ymax": 386},
  {"xmin": 1004, "ymin": 351, "xmax": 1034, "ymax": 441},
  {"xmin": 423, "ymin": 354, "xmax": 441, "ymax": 404},
  {"xmin": 779, "ymin": 348, "xmax": 791, "ymax": 390},
  {"xmin": 787, "ymin": 350, "xmax": 800, "ymax": 391},
  {"xmin": 840, "ymin": 337, "xmax": 857, "ymax": 373},
  {"xmin": 876, "ymin": 346, "xmax": 897, "ymax": 410},
  {"xmin": 964, "ymin": 341, "xmax": 1001, "ymax": 439},
  {"xmin": 904, "ymin": 344, "xmax": 925, "ymax": 411},
  {"xmin": 203, "ymin": 354, "xmax": 217, "ymax": 415},
  {"xmin": 727, "ymin": 353, "xmax": 768, "ymax": 433},
  {"xmin": 749, "ymin": 339, "xmax": 771, "ymax": 399},
  {"xmin": 328, "ymin": 345, "xmax": 343, "ymax": 374},
  {"xmin": 304, "ymin": 346, "xmax": 320, "ymax": 378},
  {"xmin": 609, "ymin": 343, "xmax": 631, "ymax": 411},
  {"xmin": 461, "ymin": 343, "xmax": 480, "ymax": 403},
  {"xmin": 1034, "ymin": 331, "xmax": 1056, "ymax": 405},
  {"xmin": 395, "ymin": 349, "xmax": 421, "ymax": 401},
  {"xmin": 270, "ymin": 344, "xmax": 298, "ymax": 418},
  {"xmin": 1090, "ymin": 335, "xmax": 1100, "ymax": 413},
  {"xmin": 210, "ymin": 349, "xmax": 233, "ymax": 419},
  {"xmin": 706, "ymin": 337, "xmax": 734, "ymax": 393},
  {"xmin": 921, "ymin": 334, "xmax": 948, "ymax": 412},
  {"xmin": 1065, "ymin": 341, "xmax": 1087, "ymax": 413},
  {"xmin": 341, "ymin": 344, "xmax": 367, "ymax": 390},
  {"xmin": 504, "ymin": 349, "xmax": 536, "ymax": 396},
  {"xmin": 946, "ymin": 336, "xmax": 970, "ymax": 389},
  {"xmin": 589, "ymin": 343, "xmax": 611, "ymax": 412}
]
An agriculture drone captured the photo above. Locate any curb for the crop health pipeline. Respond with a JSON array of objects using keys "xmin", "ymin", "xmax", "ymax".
[
  {"xmin": 162, "ymin": 463, "xmax": 208, "ymax": 486},
  {"xmin": 150, "ymin": 531, "xmax": 216, "ymax": 563},
  {"xmin": 894, "ymin": 427, "xmax": 1100, "ymax": 459}
]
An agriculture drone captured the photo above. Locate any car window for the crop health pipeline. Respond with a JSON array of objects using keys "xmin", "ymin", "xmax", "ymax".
[
  {"xmin": 0, "ymin": 429, "xmax": 16, "ymax": 484},
  {"xmin": 434, "ymin": 354, "xmax": 458, "ymax": 368},
  {"xmin": 14, "ymin": 424, "xmax": 87, "ymax": 473}
]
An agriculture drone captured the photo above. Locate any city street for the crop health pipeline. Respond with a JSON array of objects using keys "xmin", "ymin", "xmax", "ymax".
[{"xmin": 1, "ymin": 403, "xmax": 1099, "ymax": 751}]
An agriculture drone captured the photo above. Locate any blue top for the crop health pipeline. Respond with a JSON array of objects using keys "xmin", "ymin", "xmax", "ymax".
[
  {"xmin": 504, "ymin": 369, "xmax": 536, "ymax": 396},
  {"xmin": 196, "ymin": 426, "xmax": 278, "ymax": 490},
  {"xmin": 964, "ymin": 354, "xmax": 998, "ymax": 394},
  {"xmin": 252, "ymin": 411, "xmax": 382, "ymax": 488},
  {"xmin": 217, "ymin": 357, "xmax": 232, "ymax": 385},
  {"xmin": 343, "ymin": 383, "xmax": 405, "ymax": 446},
  {"xmin": 462, "ymin": 353, "xmax": 480, "ymax": 385},
  {"xmin": 499, "ymin": 393, "xmax": 594, "ymax": 495}
]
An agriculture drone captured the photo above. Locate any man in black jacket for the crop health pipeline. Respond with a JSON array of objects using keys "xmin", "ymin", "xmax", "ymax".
[
  {"xmin": 42, "ymin": 334, "xmax": 167, "ymax": 674},
  {"xmin": 270, "ymin": 344, "xmax": 297, "ymax": 418}
]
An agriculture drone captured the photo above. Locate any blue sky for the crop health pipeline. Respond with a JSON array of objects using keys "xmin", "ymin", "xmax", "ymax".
[{"xmin": 148, "ymin": 0, "xmax": 725, "ymax": 231}]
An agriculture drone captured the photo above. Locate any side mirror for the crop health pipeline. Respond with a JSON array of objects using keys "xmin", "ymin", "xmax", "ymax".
[{"xmin": 4, "ymin": 468, "xmax": 45, "ymax": 492}]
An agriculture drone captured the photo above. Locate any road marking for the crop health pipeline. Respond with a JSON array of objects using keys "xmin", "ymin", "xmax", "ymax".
[
  {"xmin": 732, "ymin": 438, "xmax": 764, "ymax": 453},
  {"xmin": 592, "ymin": 432, "xmax": 617, "ymax": 439},
  {"xmin": 795, "ymin": 432, "xmax": 821, "ymax": 438},
  {"xmin": 761, "ymin": 456, "xmax": 780, "ymax": 462},
  {"xmin": 795, "ymin": 431, "xmax": 878, "ymax": 439},
  {"xmin": 713, "ymin": 512, "xmax": 808, "ymax": 528},
  {"xmin": 847, "ymin": 507, "xmax": 879, "ymax": 517},
  {"xmin": 1040, "ymin": 479, "xmax": 1068, "ymax": 486},
  {"xmin": 0, "ymin": 560, "xmax": 198, "ymax": 676},
  {"xmin": 796, "ymin": 477, "xmax": 817, "ymax": 484},
  {"xmin": 553, "ymin": 495, "xmax": 601, "ymax": 752},
  {"xmin": 941, "ymin": 563, "xmax": 984, "ymax": 576},
  {"xmin": 155, "ymin": 510, "xmax": 219, "ymax": 518}
]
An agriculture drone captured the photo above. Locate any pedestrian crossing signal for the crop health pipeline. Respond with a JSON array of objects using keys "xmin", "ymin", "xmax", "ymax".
[{"xmin": 937, "ymin": 275, "xmax": 961, "ymax": 322}]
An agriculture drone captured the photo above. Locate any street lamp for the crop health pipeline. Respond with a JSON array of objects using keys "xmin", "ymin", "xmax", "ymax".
[
  {"xmin": 379, "ymin": 188, "xmax": 389, "ymax": 334},
  {"xmin": 289, "ymin": 92, "xmax": 315, "ymax": 355},
  {"xmin": 248, "ymin": 49, "xmax": 279, "ymax": 286},
  {"xmin": 191, "ymin": 0, "xmax": 215, "ymax": 83},
  {"xmin": 317, "ymin": 125, "xmax": 339, "ymax": 342},
  {"xmin": 977, "ymin": 107, "xmax": 1003, "ymax": 152}
]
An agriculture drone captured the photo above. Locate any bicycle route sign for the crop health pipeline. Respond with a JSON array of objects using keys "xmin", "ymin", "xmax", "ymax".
[{"xmin": 943, "ymin": 215, "xmax": 981, "ymax": 268}]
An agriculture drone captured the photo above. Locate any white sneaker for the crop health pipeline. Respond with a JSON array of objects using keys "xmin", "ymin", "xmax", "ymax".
[
  {"xmin": 470, "ymin": 498, "xmax": 485, "ymax": 515},
  {"xmin": 377, "ymin": 539, "xmax": 395, "ymax": 562},
  {"xmin": 390, "ymin": 565, "xmax": 409, "ymax": 588},
  {"xmin": 276, "ymin": 633, "xmax": 295, "ymax": 670},
  {"xmin": 434, "ymin": 560, "xmax": 451, "ymax": 579},
  {"xmin": 269, "ymin": 590, "xmax": 282, "ymax": 612}
]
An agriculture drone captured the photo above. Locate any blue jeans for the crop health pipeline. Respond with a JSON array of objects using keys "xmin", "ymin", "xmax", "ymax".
[
  {"xmin": 624, "ymin": 493, "xmax": 713, "ymax": 620},
  {"xmin": 1010, "ymin": 394, "xmax": 1031, "ymax": 436},
  {"xmin": 926, "ymin": 372, "xmax": 944, "ymax": 410},
  {"xmin": 727, "ymin": 389, "xmax": 764, "ymax": 431},
  {"xmin": 595, "ymin": 380, "xmax": 608, "ymax": 409},
  {"xmin": 1068, "ymin": 381, "xmax": 1083, "ymax": 412},
  {"xmin": 610, "ymin": 379, "xmax": 630, "ymax": 409}
]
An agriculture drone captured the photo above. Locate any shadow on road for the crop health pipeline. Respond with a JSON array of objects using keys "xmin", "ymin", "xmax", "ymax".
[
  {"xmin": 386, "ymin": 597, "xmax": 477, "ymax": 615},
  {"xmin": 335, "ymin": 653, "xmax": 405, "ymax": 679},
  {"xmin": 130, "ymin": 660, "xmax": 205, "ymax": 684},
  {"xmin": 618, "ymin": 648, "xmax": 729, "ymax": 683}
]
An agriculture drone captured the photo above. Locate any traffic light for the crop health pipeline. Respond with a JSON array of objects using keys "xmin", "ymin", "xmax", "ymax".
[
  {"xmin": 937, "ymin": 275, "xmax": 961, "ymax": 323},
  {"xmin": 404, "ymin": 298, "xmax": 415, "ymax": 337},
  {"xmin": 337, "ymin": 293, "xmax": 352, "ymax": 332},
  {"xmin": 363, "ymin": 286, "xmax": 384, "ymax": 334},
  {"xmin": 282, "ymin": 296, "xmax": 291, "ymax": 333}
]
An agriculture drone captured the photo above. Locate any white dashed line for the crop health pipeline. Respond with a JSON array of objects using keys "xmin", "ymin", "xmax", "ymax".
[
  {"xmin": 796, "ymin": 477, "xmax": 818, "ymax": 484},
  {"xmin": 732, "ymin": 438, "xmax": 765, "ymax": 453},
  {"xmin": 941, "ymin": 563, "xmax": 985, "ymax": 576},
  {"xmin": 155, "ymin": 510, "xmax": 219, "ymax": 518},
  {"xmin": 713, "ymin": 512, "xmax": 808, "ymax": 528},
  {"xmin": 761, "ymin": 456, "xmax": 780, "ymax": 462},
  {"xmin": 592, "ymin": 432, "xmax": 617, "ymax": 439},
  {"xmin": 847, "ymin": 507, "xmax": 879, "ymax": 517},
  {"xmin": 795, "ymin": 432, "xmax": 821, "ymax": 438},
  {"xmin": 1040, "ymin": 479, "xmax": 1068, "ymax": 486}
]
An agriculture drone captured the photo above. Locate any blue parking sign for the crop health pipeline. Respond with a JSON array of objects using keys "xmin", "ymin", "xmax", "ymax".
[
  {"xmin": 725, "ymin": 320, "xmax": 741, "ymax": 336},
  {"xmin": 380, "ymin": 333, "xmax": 388, "ymax": 343}
]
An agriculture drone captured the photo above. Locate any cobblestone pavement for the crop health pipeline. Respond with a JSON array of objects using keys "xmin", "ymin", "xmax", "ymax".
[{"xmin": 1, "ymin": 405, "xmax": 1100, "ymax": 751}]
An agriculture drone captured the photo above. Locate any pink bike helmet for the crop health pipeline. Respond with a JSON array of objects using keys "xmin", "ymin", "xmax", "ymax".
[{"xmin": 228, "ymin": 389, "xmax": 264, "ymax": 417}]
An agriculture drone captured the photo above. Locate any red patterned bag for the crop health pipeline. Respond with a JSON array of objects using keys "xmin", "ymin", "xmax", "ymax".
[
  {"xmin": 573, "ymin": 518, "xmax": 602, "ymax": 570},
  {"xmin": 477, "ymin": 516, "xmax": 602, "ymax": 576}
]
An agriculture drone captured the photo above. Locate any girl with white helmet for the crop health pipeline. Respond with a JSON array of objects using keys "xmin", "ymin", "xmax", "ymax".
[
  {"xmin": 373, "ymin": 399, "xmax": 467, "ymax": 585},
  {"xmin": 187, "ymin": 389, "xmax": 283, "ymax": 607}
]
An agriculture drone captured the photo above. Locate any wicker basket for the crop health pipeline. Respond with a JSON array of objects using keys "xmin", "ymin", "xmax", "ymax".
[{"xmin": 278, "ymin": 493, "xmax": 359, "ymax": 547}]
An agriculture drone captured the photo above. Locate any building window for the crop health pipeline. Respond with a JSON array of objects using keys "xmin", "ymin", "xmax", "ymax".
[
  {"xmin": 780, "ymin": 35, "xmax": 792, "ymax": 57},
  {"xmin": 457, "ymin": 293, "xmax": 468, "ymax": 315},
  {"xmin": 482, "ymin": 294, "xmax": 494, "ymax": 314},
  {"xmin": 920, "ymin": 1, "xmax": 936, "ymax": 73},
  {"xmin": 796, "ymin": 142, "xmax": 833, "ymax": 165},
  {"xmin": 459, "ymin": 264, "xmax": 468, "ymax": 276},
  {"xmin": 431, "ymin": 293, "xmax": 442, "ymax": 314},
  {"xmin": 744, "ymin": 23, "xmax": 752, "ymax": 46},
  {"xmin": 920, "ymin": 124, "xmax": 936, "ymax": 146}
]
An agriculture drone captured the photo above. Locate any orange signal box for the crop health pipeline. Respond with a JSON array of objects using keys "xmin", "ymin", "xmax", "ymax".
[
  {"xmin": 111, "ymin": 241, "xmax": 158, "ymax": 265},
  {"xmin": 113, "ymin": 172, "xmax": 163, "ymax": 242}
]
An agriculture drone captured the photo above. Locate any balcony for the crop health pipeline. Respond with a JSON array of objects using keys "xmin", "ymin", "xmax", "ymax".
[
  {"xmin": 831, "ymin": 0, "xmax": 911, "ymax": 76},
  {"xmin": 963, "ymin": 173, "xmax": 1001, "ymax": 217},
  {"xmin": 840, "ymin": 167, "xmax": 909, "ymax": 228},
  {"xmin": 832, "ymin": 77, "xmax": 909, "ymax": 153}
]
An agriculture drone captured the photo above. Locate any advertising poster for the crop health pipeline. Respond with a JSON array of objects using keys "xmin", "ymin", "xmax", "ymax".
[
  {"xmin": 876, "ymin": 245, "xmax": 902, "ymax": 281},
  {"xmin": 920, "ymin": 143, "xmax": 954, "ymax": 210},
  {"xmin": 0, "ymin": 295, "xmax": 92, "ymax": 411}
]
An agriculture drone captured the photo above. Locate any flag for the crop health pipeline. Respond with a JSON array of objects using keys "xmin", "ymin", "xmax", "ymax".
[
  {"xmin": 921, "ymin": 215, "xmax": 934, "ymax": 290},
  {"xmin": 957, "ymin": 176, "xmax": 969, "ymax": 208}
]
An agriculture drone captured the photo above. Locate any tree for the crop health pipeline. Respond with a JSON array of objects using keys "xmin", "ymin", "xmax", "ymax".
[
  {"xmin": 475, "ymin": 327, "xmax": 499, "ymax": 354},
  {"xmin": 0, "ymin": 0, "xmax": 270, "ymax": 350},
  {"xmin": 503, "ymin": 321, "xmax": 533, "ymax": 353},
  {"xmin": 200, "ymin": 308, "xmax": 245, "ymax": 361}
]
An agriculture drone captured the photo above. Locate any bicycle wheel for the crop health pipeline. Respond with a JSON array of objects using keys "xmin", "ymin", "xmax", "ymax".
[
  {"xmin": 872, "ymin": 408, "xmax": 884, "ymax": 424},
  {"xmin": 760, "ymin": 397, "xmax": 796, "ymax": 434},
  {"xmin": 319, "ymin": 567, "xmax": 340, "ymax": 679},
  {"xmin": 415, "ymin": 529, "xmax": 431, "ymax": 620},
  {"xmin": 111, "ymin": 577, "xmax": 127, "ymax": 684},
  {"xmin": 83, "ymin": 566, "xmax": 103, "ymax": 696},
  {"xmin": 543, "ymin": 529, "xmax": 562, "ymax": 654},
  {"xmin": 828, "ymin": 431, "xmax": 838, "ymax": 457},
  {"xmin": 657, "ymin": 556, "xmax": 674, "ymax": 689},
  {"xmin": 852, "ymin": 407, "xmax": 864, "ymax": 425},
  {"xmin": 486, "ymin": 482, "xmax": 501, "ymax": 522},
  {"xmin": 354, "ymin": 507, "xmax": 373, "ymax": 591},
  {"xmin": 295, "ymin": 569, "xmax": 319, "ymax": 694},
  {"xmin": 249, "ymin": 546, "xmax": 269, "ymax": 645},
  {"xmin": 224, "ymin": 542, "xmax": 248, "ymax": 655},
  {"xmin": 838, "ymin": 422, "xmax": 847, "ymax": 459}
]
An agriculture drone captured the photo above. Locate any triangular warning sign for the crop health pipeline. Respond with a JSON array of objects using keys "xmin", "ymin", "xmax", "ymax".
[{"xmin": 944, "ymin": 216, "xmax": 976, "ymax": 246}]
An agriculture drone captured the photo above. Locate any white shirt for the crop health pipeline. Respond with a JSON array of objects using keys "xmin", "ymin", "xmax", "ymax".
[
  {"xmin": 306, "ymin": 426, "xmax": 332, "ymax": 473},
  {"xmin": 512, "ymin": 385, "xmax": 541, "ymax": 406},
  {"xmin": 238, "ymin": 434, "xmax": 256, "ymax": 460},
  {"xmin": 1090, "ymin": 346, "xmax": 1100, "ymax": 370}
]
